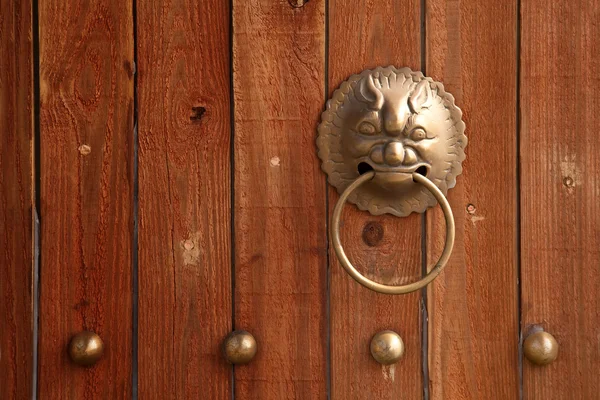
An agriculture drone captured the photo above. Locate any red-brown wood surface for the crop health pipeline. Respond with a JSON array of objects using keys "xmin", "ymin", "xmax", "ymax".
[
  {"xmin": 137, "ymin": 0, "xmax": 233, "ymax": 397},
  {"xmin": 0, "ymin": 0, "xmax": 34, "ymax": 398},
  {"xmin": 425, "ymin": 1, "xmax": 520, "ymax": 398},
  {"xmin": 232, "ymin": 0, "xmax": 327, "ymax": 398},
  {"xmin": 521, "ymin": 1, "xmax": 600, "ymax": 398},
  {"xmin": 38, "ymin": 0, "xmax": 134, "ymax": 397},
  {"xmin": 328, "ymin": 1, "xmax": 423, "ymax": 398}
]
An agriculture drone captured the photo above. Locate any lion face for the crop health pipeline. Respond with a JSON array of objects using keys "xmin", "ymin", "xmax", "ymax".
[{"xmin": 317, "ymin": 66, "xmax": 467, "ymax": 216}]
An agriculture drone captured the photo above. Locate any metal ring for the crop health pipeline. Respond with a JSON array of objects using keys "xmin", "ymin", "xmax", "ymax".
[{"xmin": 331, "ymin": 171, "xmax": 455, "ymax": 295}]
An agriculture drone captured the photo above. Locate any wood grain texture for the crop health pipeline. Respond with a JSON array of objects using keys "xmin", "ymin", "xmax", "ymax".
[
  {"xmin": 425, "ymin": 1, "xmax": 520, "ymax": 398},
  {"xmin": 328, "ymin": 0, "xmax": 423, "ymax": 398},
  {"xmin": 232, "ymin": 1, "xmax": 327, "ymax": 398},
  {"xmin": 38, "ymin": 0, "xmax": 134, "ymax": 397},
  {"xmin": 0, "ymin": 0, "xmax": 34, "ymax": 398},
  {"xmin": 137, "ymin": 0, "xmax": 232, "ymax": 397},
  {"xmin": 521, "ymin": 1, "xmax": 600, "ymax": 398}
]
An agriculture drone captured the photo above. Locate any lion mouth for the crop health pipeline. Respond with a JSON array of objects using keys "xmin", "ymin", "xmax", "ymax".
[{"xmin": 358, "ymin": 161, "xmax": 430, "ymax": 176}]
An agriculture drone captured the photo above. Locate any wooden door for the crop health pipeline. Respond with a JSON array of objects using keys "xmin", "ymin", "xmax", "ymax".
[{"xmin": 1, "ymin": 0, "xmax": 599, "ymax": 399}]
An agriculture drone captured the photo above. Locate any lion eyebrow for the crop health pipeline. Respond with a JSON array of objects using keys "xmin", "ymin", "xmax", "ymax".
[
  {"xmin": 359, "ymin": 112, "xmax": 383, "ymax": 130},
  {"xmin": 405, "ymin": 114, "xmax": 418, "ymax": 132}
]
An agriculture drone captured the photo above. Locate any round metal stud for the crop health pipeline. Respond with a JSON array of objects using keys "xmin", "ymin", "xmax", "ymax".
[
  {"xmin": 524, "ymin": 330, "xmax": 559, "ymax": 366},
  {"xmin": 68, "ymin": 331, "xmax": 104, "ymax": 366},
  {"xmin": 370, "ymin": 330, "xmax": 405, "ymax": 365},
  {"xmin": 223, "ymin": 330, "xmax": 257, "ymax": 365}
]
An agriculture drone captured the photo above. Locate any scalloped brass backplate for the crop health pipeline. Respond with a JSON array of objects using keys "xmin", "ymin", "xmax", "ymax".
[{"xmin": 317, "ymin": 66, "xmax": 467, "ymax": 216}]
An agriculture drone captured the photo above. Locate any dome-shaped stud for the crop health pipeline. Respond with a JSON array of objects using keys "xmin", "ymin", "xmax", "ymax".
[
  {"xmin": 68, "ymin": 331, "xmax": 104, "ymax": 366},
  {"xmin": 370, "ymin": 330, "xmax": 405, "ymax": 365},
  {"xmin": 223, "ymin": 330, "xmax": 257, "ymax": 365},
  {"xmin": 524, "ymin": 330, "xmax": 559, "ymax": 366}
]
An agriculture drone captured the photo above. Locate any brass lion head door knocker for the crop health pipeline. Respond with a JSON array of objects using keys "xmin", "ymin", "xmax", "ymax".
[{"xmin": 317, "ymin": 66, "xmax": 467, "ymax": 294}]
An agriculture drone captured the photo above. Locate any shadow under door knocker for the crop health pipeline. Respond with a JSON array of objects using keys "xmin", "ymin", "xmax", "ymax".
[{"xmin": 317, "ymin": 66, "xmax": 467, "ymax": 295}]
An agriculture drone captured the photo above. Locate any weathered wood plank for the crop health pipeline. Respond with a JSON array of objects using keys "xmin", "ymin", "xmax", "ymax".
[
  {"xmin": 232, "ymin": 1, "xmax": 327, "ymax": 398},
  {"xmin": 425, "ymin": 0, "xmax": 520, "ymax": 398},
  {"xmin": 137, "ymin": 0, "xmax": 233, "ymax": 397},
  {"xmin": 38, "ymin": 0, "xmax": 134, "ymax": 397},
  {"xmin": 328, "ymin": 0, "xmax": 423, "ymax": 398},
  {"xmin": 521, "ymin": 0, "xmax": 600, "ymax": 398},
  {"xmin": 0, "ymin": 0, "xmax": 34, "ymax": 398}
]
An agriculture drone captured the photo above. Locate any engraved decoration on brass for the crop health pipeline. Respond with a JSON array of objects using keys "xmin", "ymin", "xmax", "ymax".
[{"xmin": 317, "ymin": 66, "xmax": 467, "ymax": 216}]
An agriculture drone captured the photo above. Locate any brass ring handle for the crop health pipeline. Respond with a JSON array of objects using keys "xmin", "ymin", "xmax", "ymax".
[{"xmin": 331, "ymin": 171, "xmax": 455, "ymax": 295}]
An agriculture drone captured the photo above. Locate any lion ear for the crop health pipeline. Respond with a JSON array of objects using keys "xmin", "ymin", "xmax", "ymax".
[
  {"xmin": 409, "ymin": 80, "xmax": 433, "ymax": 113},
  {"xmin": 355, "ymin": 75, "xmax": 384, "ymax": 110}
]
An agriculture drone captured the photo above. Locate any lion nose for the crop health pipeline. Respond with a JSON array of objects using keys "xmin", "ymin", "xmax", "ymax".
[{"xmin": 384, "ymin": 141, "xmax": 404, "ymax": 166}]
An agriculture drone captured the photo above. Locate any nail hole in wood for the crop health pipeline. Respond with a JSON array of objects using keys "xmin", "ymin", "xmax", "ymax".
[
  {"xmin": 563, "ymin": 176, "xmax": 574, "ymax": 188},
  {"xmin": 288, "ymin": 0, "xmax": 308, "ymax": 8},
  {"xmin": 78, "ymin": 144, "xmax": 91, "ymax": 155},
  {"xmin": 190, "ymin": 106, "xmax": 206, "ymax": 122}
]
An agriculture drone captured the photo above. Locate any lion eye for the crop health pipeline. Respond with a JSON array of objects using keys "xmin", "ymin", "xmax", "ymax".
[
  {"xmin": 410, "ymin": 128, "xmax": 427, "ymax": 141},
  {"xmin": 358, "ymin": 121, "xmax": 377, "ymax": 135}
]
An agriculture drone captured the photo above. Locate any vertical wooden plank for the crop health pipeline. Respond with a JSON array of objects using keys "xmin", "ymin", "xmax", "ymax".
[
  {"xmin": 0, "ymin": 0, "xmax": 34, "ymax": 398},
  {"xmin": 38, "ymin": 0, "xmax": 133, "ymax": 397},
  {"xmin": 137, "ymin": 0, "xmax": 232, "ymax": 398},
  {"xmin": 232, "ymin": 1, "xmax": 327, "ymax": 398},
  {"xmin": 328, "ymin": 1, "xmax": 423, "ymax": 398},
  {"xmin": 425, "ymin": 1, "xmax": 520, "ymax": 398},
  {"xmin": 521, "ymin": 0, "xmax": 600, "ymax": 398}
]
